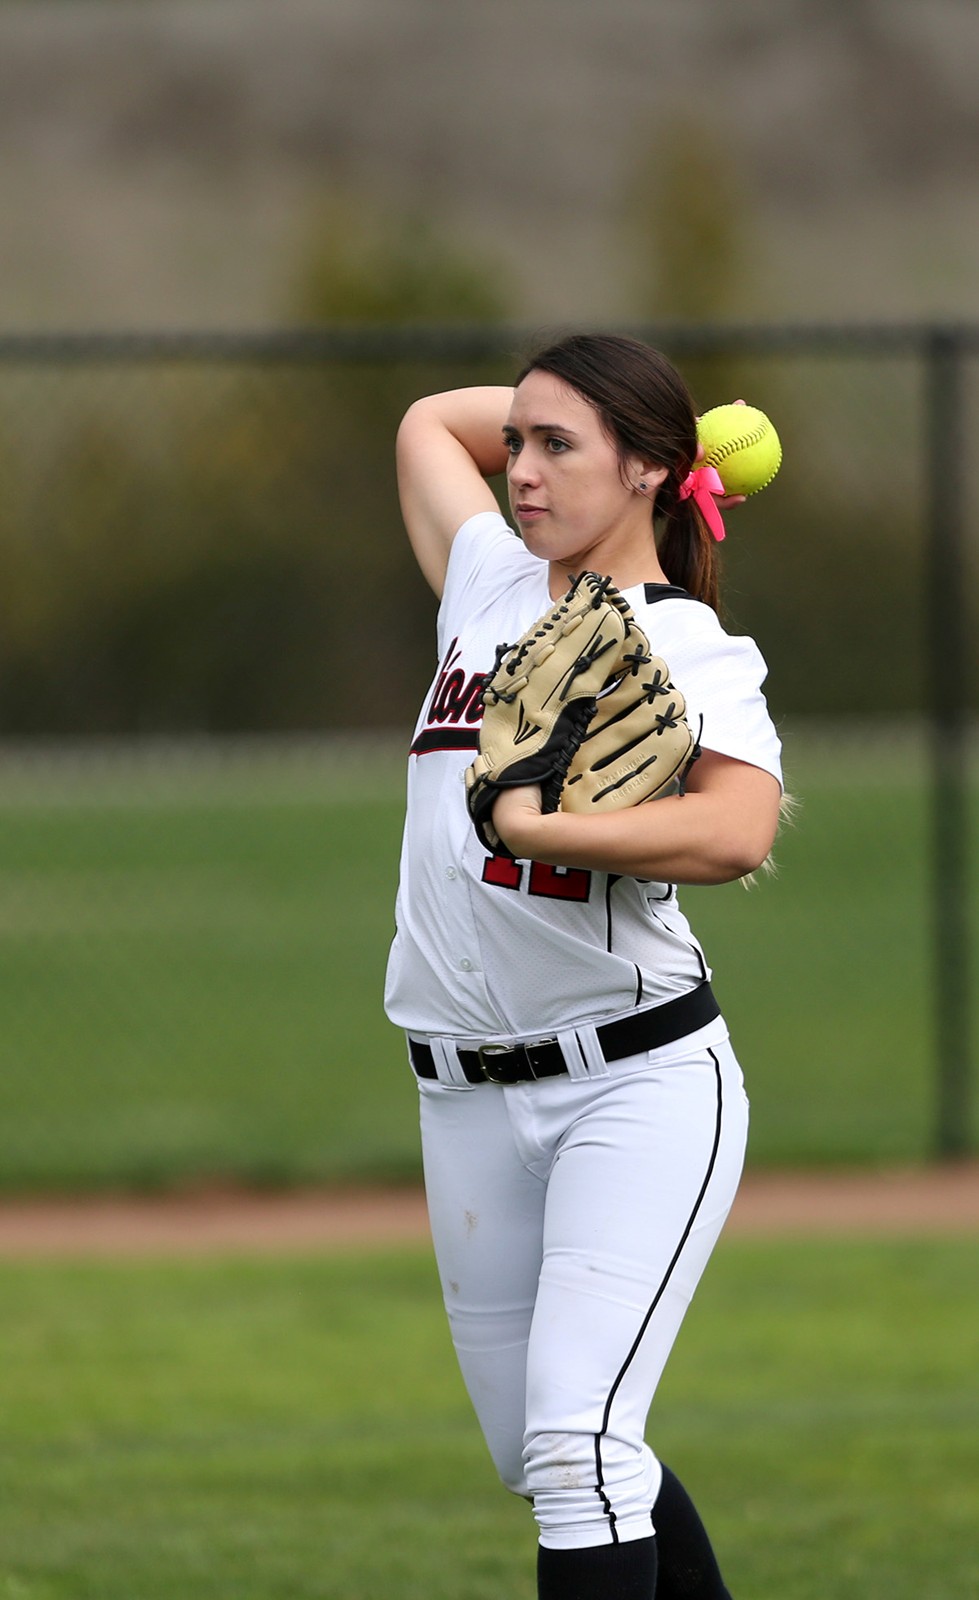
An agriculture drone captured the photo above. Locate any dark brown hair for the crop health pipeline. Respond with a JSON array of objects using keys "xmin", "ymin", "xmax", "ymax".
[{"xmin": 516, "ymin": 333, "xmax": 719, "ymax": 610}]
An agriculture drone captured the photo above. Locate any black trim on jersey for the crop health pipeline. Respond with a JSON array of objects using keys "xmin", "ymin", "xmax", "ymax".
[
  {"xmin": 604, "ymin": 877, "xmax": 620, "ymax": 952},
  {"xmin": 410, "ymin": 727, "xmax": 480, "ymax": 756},
  {"xmin": 604, "ymin": 883, "xmax": 648, "ymax": 1010},
  {"xmin": 594, "ymin": 1435, "xmax": 618, "ymax": 1539},
  {"xmin": 643, "ymin": 583, "xmax": 696, "ymax": 604},
  {"xmin": 593, "ymin": 1049, "xmax": 725, "ymax": 1537},
  {"xmin": 648, "ymin": 906, "xmax": 707, "ymax": 982}
]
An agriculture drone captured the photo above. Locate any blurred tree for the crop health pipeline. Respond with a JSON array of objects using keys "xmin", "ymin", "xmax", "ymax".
[
  {"xmin": 619, "ymin": 118, "xmax": 758, "ymax": 411},
  {"xmin": 625, "ymin": 121, "xmax": 751, "ymax": 324},
  {"xmin": 289, "ymin": 191, "xmax": 506, "ymax": 325},
  {"xmin": 272, "ymin": 190, "xmax": 516, "ymax": 727},
  {"xmin": 0, "ymin": 197, "xmax": 514, "ymax": 736}
]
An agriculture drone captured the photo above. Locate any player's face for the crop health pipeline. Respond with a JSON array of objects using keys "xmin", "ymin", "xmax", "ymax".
[{"xmin": 503, "ymin": 370, "xmax": 664, "ymax": 583}]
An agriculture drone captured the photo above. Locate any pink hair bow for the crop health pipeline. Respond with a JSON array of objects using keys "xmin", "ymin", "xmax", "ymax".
[{"xmin": 678, "ymin": 465, "xmax": 727, "ymax": 542}]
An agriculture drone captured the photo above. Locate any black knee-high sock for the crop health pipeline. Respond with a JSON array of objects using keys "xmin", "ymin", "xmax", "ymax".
[
  {"xmin": 652, "ymin": 1464, "xmax": 733, "ymax": 1599},
  {"xmin": 537, "ymin": 1535, "xmax": 658, "ymax": 1600}
]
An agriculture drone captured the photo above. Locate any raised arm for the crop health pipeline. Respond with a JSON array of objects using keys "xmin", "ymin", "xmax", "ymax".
[{"xmin": 396, "ymin": 387, "xmax": 514, "ymax": 597}]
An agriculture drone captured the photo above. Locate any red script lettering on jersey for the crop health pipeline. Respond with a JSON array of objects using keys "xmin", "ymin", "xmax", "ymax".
[{"xmin": 410, "ymin": 638, "xmax": 486, "ymax": 756}]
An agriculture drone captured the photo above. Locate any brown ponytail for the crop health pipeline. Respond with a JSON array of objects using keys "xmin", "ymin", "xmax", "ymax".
[
  {"xmin": 517, "ymin": 333, "xmax": 721, "ymax": 610},
  {"xmin": 654, "ymin": 484, "xmax": 721, "ymax": 611}
]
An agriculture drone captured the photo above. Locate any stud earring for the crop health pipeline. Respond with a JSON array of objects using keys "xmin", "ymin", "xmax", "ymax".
[{"xmin": 638, "ymin": 481, "xmax": 647, "ymax": 492}]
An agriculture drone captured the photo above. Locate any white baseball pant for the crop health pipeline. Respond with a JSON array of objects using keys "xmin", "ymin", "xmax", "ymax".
[{"xmin": 417, "ymin": 1030, "xmax": 748, "ymax": 1550}]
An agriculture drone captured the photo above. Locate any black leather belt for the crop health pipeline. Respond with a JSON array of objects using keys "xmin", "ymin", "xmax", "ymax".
[{"xmin": 409, "ymin": 981, "xmax": 720, "ymax": 1086}]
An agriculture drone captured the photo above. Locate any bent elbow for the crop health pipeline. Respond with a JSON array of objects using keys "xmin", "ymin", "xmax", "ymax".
[
  {"xmin": 713, "ymin": 823, "xmax": 779, "ymax": 884},
  {"xmin": 396, "ymin": 395, "xmax": 435, "ymax": 453}
]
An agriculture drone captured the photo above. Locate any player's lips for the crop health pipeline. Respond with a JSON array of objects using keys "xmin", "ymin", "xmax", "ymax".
[{"xmin": 515, "ymin": 504, "xmax": 548, "ymax": 521}]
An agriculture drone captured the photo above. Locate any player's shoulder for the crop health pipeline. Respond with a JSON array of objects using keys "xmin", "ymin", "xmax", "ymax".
[
  {"xmin": 441, "ymin": 509, "xmax": 537, "ymax": 611},
  {"xmin": 628, "ymin": 582, "xmax": 770, "ymax": 682},
  {"xmin": 628, "ymin": 583, "xmax": 780, "ymax": 776},
  {"xmin": 448, "ymin": 507, "xmax": 523, "ymax": 565},
  {"xmin": 625, "ymin": 582, "xmax": 724, "ymax": 648}
]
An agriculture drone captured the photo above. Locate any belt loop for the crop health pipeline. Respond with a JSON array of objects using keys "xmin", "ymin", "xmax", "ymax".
[
  {"xmin": 558, "ymin": 1024, "xmax": 609, "ymax": 1080},
  {"xmin": 430, "ymin": 1037, "xmax": 472, "ymax": 1088}
]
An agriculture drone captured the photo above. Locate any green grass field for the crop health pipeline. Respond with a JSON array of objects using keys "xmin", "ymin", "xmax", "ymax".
[
  {"xmin": 0, "ymin": 734, "xmax": 974, "ymax": 1190},
  {"xmin": 0, "ymin": 1235, "xmax": 975, "ymax": 1599}
]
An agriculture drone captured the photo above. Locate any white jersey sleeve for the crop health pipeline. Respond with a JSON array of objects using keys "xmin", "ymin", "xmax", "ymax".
[
  {"xmin": 437, "ymin": 510, "xmax": 540, "ymax": 661},
  {"xmin": 624, "ymin": 586, "xmax": 783, "ymax": 787}
]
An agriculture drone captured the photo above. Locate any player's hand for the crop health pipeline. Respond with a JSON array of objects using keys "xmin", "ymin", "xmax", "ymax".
[
  {"xmin": 695, "ymin": 398, "xmax": 746, "ymax": 509},
  {"xmin": 490, "ymin": 784, "xmax": 544, "ymax": 859}
]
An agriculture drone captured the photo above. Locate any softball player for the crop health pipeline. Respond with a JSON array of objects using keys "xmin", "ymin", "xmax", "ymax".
[{"xmin": 385, "ymin": 333, "xmax": 783, "ymax": 1600}]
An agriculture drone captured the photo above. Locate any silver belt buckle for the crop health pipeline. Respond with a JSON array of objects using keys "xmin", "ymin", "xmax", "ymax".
[
  {"xmin": 477, "ymin": 1041, "xmax": 516, "ymax": 1083},
  {"xmin": 477, "ymin": 1035, "xmax": 560, "ymax": 1083}
]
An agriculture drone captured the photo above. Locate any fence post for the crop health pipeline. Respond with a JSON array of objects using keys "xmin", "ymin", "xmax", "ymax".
[{"xmin": 924, "ymin": 327, "xmax": 973, "ymax": 1158}]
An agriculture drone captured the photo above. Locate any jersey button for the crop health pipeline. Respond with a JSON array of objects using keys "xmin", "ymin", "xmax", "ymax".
[
  {"xmin": 459, "ymin": 958, "xmax": 473, "ymax": 972},
  {"xmin": 445, "ymin": 866, "xmax": 458, "ymax": 881}
]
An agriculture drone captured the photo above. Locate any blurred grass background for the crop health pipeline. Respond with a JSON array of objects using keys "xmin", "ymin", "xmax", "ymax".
[
  {"xmin": 0, "ymin": 1237, "xmax": 975, "ymax": 1600},
  {"xmin": 0, "ymin": 728, "xmax": 974, "ymax": 1193},
  {"xmin": 0, "ymin": 327, "xmax": 975, "ymax": 1189}
]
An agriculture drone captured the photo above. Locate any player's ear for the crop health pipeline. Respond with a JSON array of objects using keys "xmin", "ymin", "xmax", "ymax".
[{"xmin": 630, "ymin": 461, "xmax": 668, "ymax": 496}]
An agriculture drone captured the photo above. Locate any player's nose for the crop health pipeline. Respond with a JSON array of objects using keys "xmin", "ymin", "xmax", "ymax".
[{"xmin": 508, "ymin": 445, "xmax": 543, "ymax": 488}]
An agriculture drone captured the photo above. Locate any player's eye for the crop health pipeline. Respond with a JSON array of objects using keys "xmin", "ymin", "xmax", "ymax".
[
  {"xmin": 545, "ymin": 436, "xmax": 570, "ymax": 454},
  {"xmin": 502, "ymin": 431, "xmax": 522, "ymax": 455}
]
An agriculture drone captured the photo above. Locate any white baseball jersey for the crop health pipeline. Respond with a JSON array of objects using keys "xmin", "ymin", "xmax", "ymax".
[{"xmin": 384, "ymin": 510, "xmax": 782, "ymax": 1042}]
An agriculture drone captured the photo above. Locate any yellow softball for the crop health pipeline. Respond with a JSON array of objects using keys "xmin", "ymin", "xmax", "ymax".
[{"xmin": 696, "ymin": 403, "xmax": 782, "ymax": 497}]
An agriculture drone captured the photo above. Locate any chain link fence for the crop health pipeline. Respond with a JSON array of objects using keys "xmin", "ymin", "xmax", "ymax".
[{"xmin": 0, "ymin": 324, "xmax": 975, "ymax": 1191}]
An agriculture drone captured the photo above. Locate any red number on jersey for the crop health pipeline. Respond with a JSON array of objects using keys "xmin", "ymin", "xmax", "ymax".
[
  {"xmin": 481, "ymin": 854, "xmax": 592, "ymax": 902},
  {"xmin": 481, "ymin": 853, "xmax": 523, "ymax": 891},
  {"xmin": 527, "ymin": 862, "xmax": 591, "ymax": 902}
]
